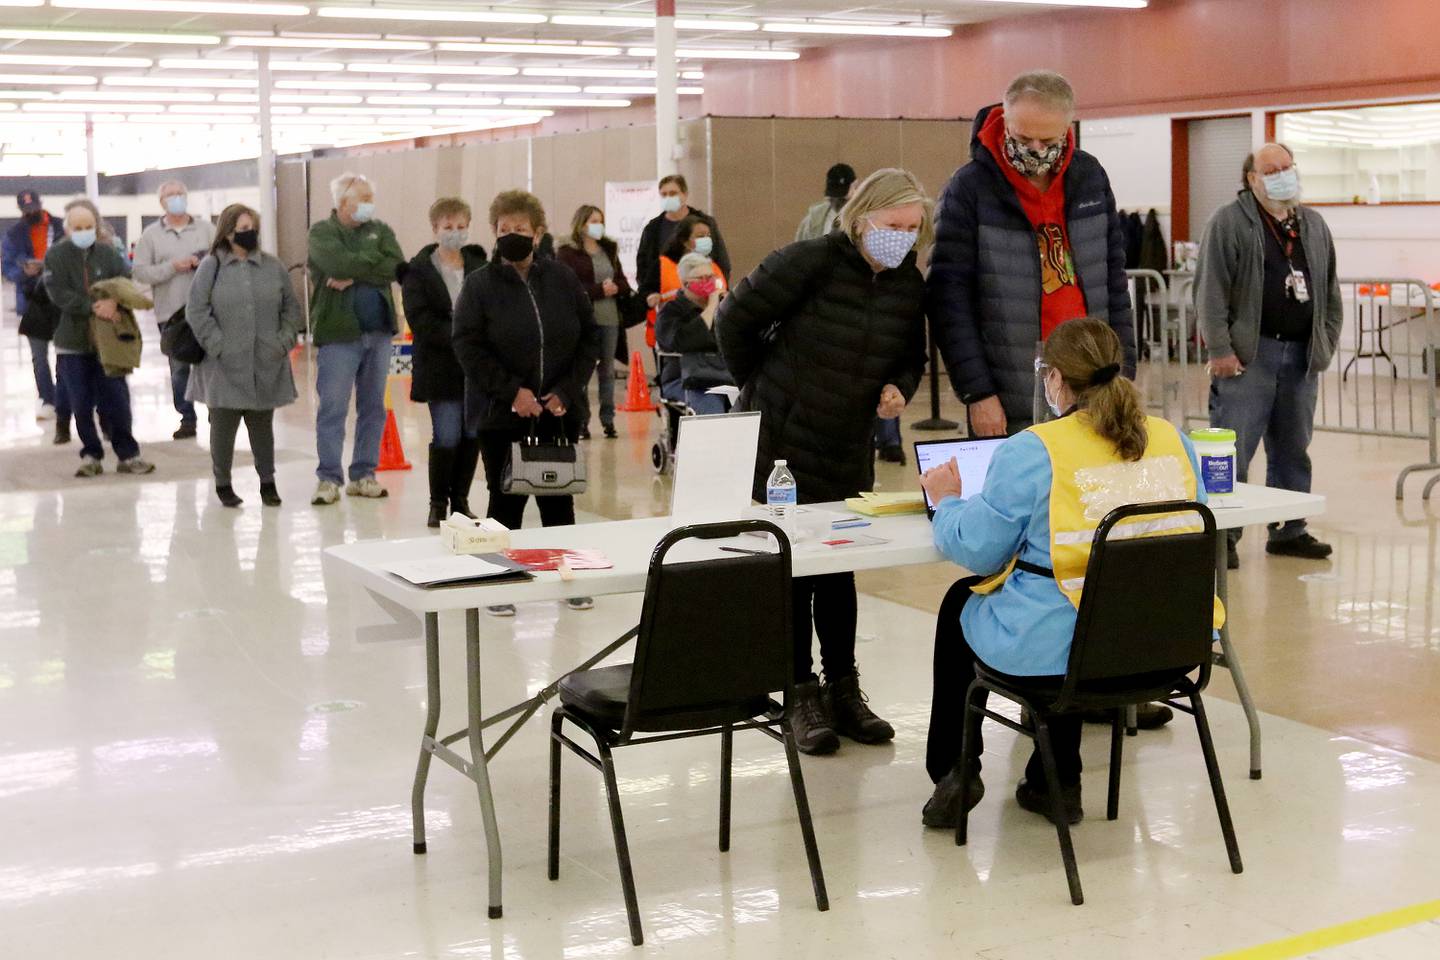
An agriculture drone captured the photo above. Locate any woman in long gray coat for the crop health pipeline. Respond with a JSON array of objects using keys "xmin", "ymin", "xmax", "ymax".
[{"xmin": 186, "ymin": 203, "xmax": 302, "ymax": 508}]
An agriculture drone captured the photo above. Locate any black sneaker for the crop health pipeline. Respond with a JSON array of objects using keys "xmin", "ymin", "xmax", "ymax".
[
  {"xmin": 1227, "ymin": 540, "xmax": 1240, "ymax": 570},
  {"xmin": 1266, "ymin": 534, "xmax": 1333, "ymax": 560},
  {"xmin": 877, "ymin": 445, "xmax": 907, "ymax": 464},
  {"xmin": 825, "ymin": 672, "xmax": 895, "ymax": 744},
  {"xmin": 216, "ymin": 485, "xmax": 243, "ymax": 508},
  {"xmin": 174, "ymin": 423, "xmax": 198, "ymax": 440},
  {"xmin": 1015, "ymin": 777, "xmax": 1083, "ymax": 825},
  {"xmin": 603, "ymin": 424, "xmax": 618, "ymax": 439},
  {"xmin": 790, "ymin": 678, "xmax": 840, "ymax": 756},
  {"xmin": 922, "ymin": 765, "xmax": 985, "ymax": 828},
  {"xmin": 578, "ymin": 427, "xmax": 591, "ymax": 441}
]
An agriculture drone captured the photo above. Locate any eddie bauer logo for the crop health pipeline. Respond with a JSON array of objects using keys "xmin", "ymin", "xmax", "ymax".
[{"xmin": 1076, "ymin": 200, "xmax": 1102, "ymax": 210}]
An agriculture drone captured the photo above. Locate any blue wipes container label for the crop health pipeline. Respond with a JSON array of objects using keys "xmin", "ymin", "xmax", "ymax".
[{"xmin": 1201, "ymin": 454, "xmax": 1235, "ymax": 495}]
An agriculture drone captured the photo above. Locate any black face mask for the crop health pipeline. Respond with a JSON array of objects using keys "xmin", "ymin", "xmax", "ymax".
[
  {"xmin": 495, "ymin": 232, "xmax": 535, "ymax": 263},
  {"xmin": 232, "ymin": 229, "xmax": 259, "ymax": 252},
  {"xmin": 23, "ymin": 210, "xmax": 42, "ymax": 224}
]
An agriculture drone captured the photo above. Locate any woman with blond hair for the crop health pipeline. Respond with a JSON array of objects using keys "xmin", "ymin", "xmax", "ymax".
[{"xmin": 716, "ymin": 167, "xmax": 932, "ymax": 755}]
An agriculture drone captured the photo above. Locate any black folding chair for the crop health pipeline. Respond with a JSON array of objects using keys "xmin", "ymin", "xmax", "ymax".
[
  {"xmin": 954, "ymin": 500, "xmax": 1243, "ymax": 905},
  {"xmin": 547, "ymin": 519, "xmax": 828, "ymax": 946}
]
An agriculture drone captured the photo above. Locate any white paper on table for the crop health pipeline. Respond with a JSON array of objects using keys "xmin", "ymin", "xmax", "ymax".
[
  {"xmin": 382, "ymin": 555, "xmax": 515, "ymax": 586},
  {"xmin": 670, "ymin": 411, "xmax": 762, "ymax": 526},
  {"xmin": 704, "ymin": 385, "xmax": 741, "ymax": 403}
]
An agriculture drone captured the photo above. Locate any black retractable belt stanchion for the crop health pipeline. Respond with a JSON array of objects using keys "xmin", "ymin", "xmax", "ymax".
[{"xmin": 913, "ymin": 338, "xmax": 958, "ymax": 432}]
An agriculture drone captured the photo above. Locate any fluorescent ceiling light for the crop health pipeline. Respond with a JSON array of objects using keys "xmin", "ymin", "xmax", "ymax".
[
  {"xmin": 502, "ymin": 96, "xmax": 630, "ymax": 108},
  {"xmin": 0, "ymin": 90, "xmax": 57, "ymax": 99},
  {"xmin": 436, "ymin": 42, "xmax": 623, "ymax": 57},
  {"xmin": 367, "ymin": 94, "xmax": 503, "ymax": 106},
  {"xmin": 0, "ymin": 73, "xmax": 97, "ymax": 85},
  {"xmin": 431, "ymin": 107, "xmax": 554, "ymax": 117},
  {"xmin": 346, "ymin": 63, "xmax": 518, "ymax": 77},
  {"xmin": 0, "ymin": 29, "xmax": 220, "ymax": 45},
  {"xmin": 216, "ymin": 92, "xmax": 364, "ymax": 104},
  {"xmin": 583, "ymin": 85, "xmax": 703, "ymax": 96},
  {"xmin": 307, "ymin": 105, "xmax": 433, "ymax": 116},
  {"xmin": 26, "ymin": 101, "xmax": 165, "ymax": 112},
  {"xmin": 227, "ymin": 36, "xmax": 431, "ymax": 52},
  {"xmin": 278, "ymin": 78, "xmax": 430, "ymax": 91},
  {"xmin": 104, "ymin": 75, "xmax": 255, "ymax": 88},
  {"xmin": 169, "ymin": 103, "xmax": 301, "ymax": 114},
  {"xmin": 317, "ymin": 6, "xmax": 546, "ymax": 25},
  {"xmin": 761, "ymin": 22, "xmax": 952, "ymax": 38},
  {"xmin": 523, "ymin": 66, "xmax": 704, "ymax": 80},
  {"xmin": 435, "ymin": 82, "xmax": 581, "ymax": 94},
  {"xmin": 967, "ymin": 0, "xmax": 1145, "ymax": 5},
  {"xmin": 60, "ymin": 89, "xmax": 217, "ymax": 102},
  {"xmin": 628, "ymin": 47, "xmax": 799, "ymax": 61},
  {"xmin": 159, "ymin": 58, "xmax": 347, "ymax": 71},
  {"xmin": 0, "ymin": 53, "xmax": 152, "ymax": 67},
  {"xmin": 53, "ymin": 1, "xmax": 308, "ymax": 14},
  {"xmin": 550, "ymin": 15, "xmax": 758, "ymax": 32}
]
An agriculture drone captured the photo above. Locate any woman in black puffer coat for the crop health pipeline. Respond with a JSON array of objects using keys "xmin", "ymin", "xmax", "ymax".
[{"xmin": 716, "ymin": 168, "xmax": 931, "ymax": 757}]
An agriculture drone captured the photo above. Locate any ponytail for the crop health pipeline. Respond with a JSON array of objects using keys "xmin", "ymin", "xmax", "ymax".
[
  {"xmin": 1043, "ymin": 317, "xmax": 1148, "ymax": 461},
  {"xmin": 1082, "ymin": 375, "xmax": 1148, "ymax": 461}
]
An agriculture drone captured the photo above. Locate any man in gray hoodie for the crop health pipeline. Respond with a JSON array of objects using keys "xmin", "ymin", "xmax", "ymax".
[{"xmin": 1196, "ymin": 143, "xmax": 1342, "ymax": 569}]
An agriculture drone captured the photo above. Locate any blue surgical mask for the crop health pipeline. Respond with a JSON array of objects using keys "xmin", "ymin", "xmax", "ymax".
[
  {"xmin": 71, "ymin": 228, "xmax": 96, "ymax": 250},
  {"xmin": 693, "ymin": 236, "xmax": 713, "ymax": 257},
  {"xmin": 586, "ymin": 222, "xmax": 606, "ymax": 241},
  {"xmin": 661, "ymin": 195, "xmax": 682, "ymax": 214},
  {"xmin": 862, "ymin": 226, "xmax": 917, "ymax": 270},
  {"xmin": 1261, "ymin": 168, "xmax": 1300, "ymax": 202},
  {"xmin": 353, "ymin": 201, "xmax": 376, "ymax": 223},
  {"xmin": 164, "ymin": 195, "xmax": 187, "ymax": 216}
]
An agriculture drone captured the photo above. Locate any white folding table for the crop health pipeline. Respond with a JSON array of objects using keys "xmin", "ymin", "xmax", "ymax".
[{"xmin": 323, "ymin": 484, "xmax": 1323, "ymax": 919}]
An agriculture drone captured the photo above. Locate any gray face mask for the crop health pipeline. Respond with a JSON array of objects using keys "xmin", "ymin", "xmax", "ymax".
[{"xmin": 437, "ymin": 228, "xmax": 469, "ymax": 251}]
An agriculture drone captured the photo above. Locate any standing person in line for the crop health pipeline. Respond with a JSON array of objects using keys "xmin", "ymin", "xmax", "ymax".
[
  {"xmin": 928, "ymin": 70, "xmax": 1135, "ymax": 439},
  {"xmin": 132, "ymin": 179, "xmax": 215, "ymax": 441},
  {"xmin": 656, "ymin": 252, "xmax": 734, "ymax": 415},
  {"xmin": 636, "ymin": 175, "xmax": 730, "ymax": 316},
  {"xmin": 717, "ymin": 168, "xmax": 930, "ymax": 755},
  {"xmin": 43, "ymin": 198, "xmax": 154, "ymax": 478},
  {"xmin": 306, "ymin": 172, "xmax": 405, "ymax": 506},
  {"xmin": 452, "ymin": 190, "xmax": 599, "ymax": 617},
  {"xmin": 401, "ymin": 197, "xmax": 489, "ymax": 528},
  {"xmin": 557, "ymin": 204, "xmax": 633, "ymax": 440},
  {"xmin": 1196, "ymin": 143, "xmax": 1341, "ymax": 569},
  {"xmin": 184, "ymin": 203, "xmax": 301, "ymax": 508},
  {"xmin": 2, "ymin": 188, "xmax": 65, "ymax": 429}
]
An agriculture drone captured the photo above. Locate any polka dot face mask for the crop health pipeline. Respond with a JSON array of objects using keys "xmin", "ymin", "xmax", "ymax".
[{"xmin": 861, "ymin": 223, "xmax": 917, "ymax": 270}]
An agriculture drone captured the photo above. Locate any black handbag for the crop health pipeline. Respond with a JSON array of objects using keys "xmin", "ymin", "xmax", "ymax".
[
  {"xmin": 17, "ymin": 281, "xmax": 58, "ymax": 341},
  {"xmin": 160, "ymin": 305, "xmax": 206, "ymax": 364},
  {"xmin": 619, "ymin": 290, "xmax": 648, "ymax": 329}
]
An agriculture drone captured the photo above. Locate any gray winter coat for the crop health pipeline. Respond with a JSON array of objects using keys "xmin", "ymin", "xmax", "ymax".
[
  {"xmin": 1195, "ymin": 190, "xmax": 1343, "ymax": 375},
  {"xmin": 185, "ymin": 249, "xmax": 302, "ymax": 410}
]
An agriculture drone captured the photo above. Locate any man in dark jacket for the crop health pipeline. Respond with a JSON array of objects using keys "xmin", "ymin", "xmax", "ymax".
[
  {"xmin": 3, "ymin": 188, "xmax": 66, "ymax": 422},
  {"xmin": 635, "ymin": 174, "xmax": 731, "ymax": 309},
  {"xmin": 928, "ymin": 70, "xmax": 1136, "ymax": 437}
]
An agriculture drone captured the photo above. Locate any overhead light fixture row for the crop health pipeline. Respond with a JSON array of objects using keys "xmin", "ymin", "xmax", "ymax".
[
  {"xmin": 160, "ymin": 58, "xmax": 347, "ymax": 71},
  {"xmin": 760, "ymin": 23, "xmax": 952, "ymax": 38},
  {"xmin": 316, "ymin": 6, "xmax": 546, "ymax": 25},
  {"xmin": 0, "ymin": 28, "xmax": 221, "ymax": 45},
  {"xmin": 549, "ymin": 15, "xmax": 758, "ymax": 32},
  {"xmin": 627, "ymin": 47, "xmax": 799, "ymax": 61},
  {"xmin": 345, "ymin": 63, "xmax": 518, "ymax": 77},
  {"xmin": 104, "ymin": 75, "xmax": 255, "ymax": 89},
  {"xmin": 583, "ymin": 85, "xmax": 704, "ymax": 96},
  {"xmin": 227, "ymin": 36, "xmax": 430, "ymax": 52},
  {"xmin": 0, "ymin": 72, "xmax": 98, "ymax": 85},
  {"xmin": 277, "ymin": 78, "xmax": 431, "ymax": 91},
  {"xmin": 52, "ymin": 1, "xmax": 309, "ymax": 14},
  {"xmin": 434, "ymin": 82, "xmax": 582, "ymax": 94},
  {"xmin": 436, "ymin": 41, "xmax": 625, "ymax": 57},
  {"xmin": 0, "ymin": 53, "xmax": 151, "ymax": 67},
  {"xmin": 523, "ymin": 67, "xmax": 703, "ymax": 80}
]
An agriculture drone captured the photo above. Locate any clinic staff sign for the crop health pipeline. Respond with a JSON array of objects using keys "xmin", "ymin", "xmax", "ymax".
[{"xmin": 604, "ymin": 180, "xmax": 656, "ymax": 287}]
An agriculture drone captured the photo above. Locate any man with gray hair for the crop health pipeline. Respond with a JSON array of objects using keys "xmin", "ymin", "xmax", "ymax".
[
  {"xmin": 928, "ymin": 69, "xmax": 1135, "ymax": 438},
  {"xmin": 1196, "ymin": 143, "xmax": 1340, "ymax": 569},
  {"xmin": 306, "ymin": 172, "xmax": 405, "ymax": 505},
  {"xmin": 132, "ymin": 179, "xmax": 215, "ymax": 440}
]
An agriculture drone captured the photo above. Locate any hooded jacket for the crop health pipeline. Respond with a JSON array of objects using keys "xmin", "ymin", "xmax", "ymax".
[{"xmin": 927, "ymin": 104, "xmax": 1136, "ymax": 430}]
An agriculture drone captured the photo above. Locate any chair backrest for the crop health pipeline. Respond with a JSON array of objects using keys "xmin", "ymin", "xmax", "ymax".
[
  {"xmin": 1060, "ymin": 500, "xmax": 1217, "ymax": 703},
  {"xmin": 621, "ymin": 520, "xmax": 793, "ymax": 736}
]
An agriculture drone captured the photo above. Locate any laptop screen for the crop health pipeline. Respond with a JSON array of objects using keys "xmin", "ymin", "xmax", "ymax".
[{"xmin": 913, "ymin": 437, "xmax": 1006, "ymax": 517}]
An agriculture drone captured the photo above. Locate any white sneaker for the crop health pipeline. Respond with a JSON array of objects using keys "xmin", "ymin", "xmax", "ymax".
[
  {"xmin": 36, "ymin": 402, "xmax": 56, "ymax": 422},
  {"xmin": 75, "ymin": 457, "xmax": 103, "ymax": 479},
  {"xmin": 345, "ymin": 477, "xmax": 389, "ymax": 499},
  {"xmin": 311, "ymin": 480, "xmax": 341, "ymax": 505},
  {"xmin": 117, "ymin": 457, "xmax": 155, "ymax": 475}
]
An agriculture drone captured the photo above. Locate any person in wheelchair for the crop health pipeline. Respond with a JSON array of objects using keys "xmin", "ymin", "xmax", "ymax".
[
  {"xmin": 917, "ymin": 318, "xmax": 1209, "ymax": 830},
  {"xmin": 655, "ymin": 253, "xmax": 734, "ymax": 415}
]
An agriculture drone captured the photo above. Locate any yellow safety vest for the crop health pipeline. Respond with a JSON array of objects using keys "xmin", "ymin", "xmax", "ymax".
[{"xmin": 972, "ymin": 413, "xmax": 1225, "ymax": 629}]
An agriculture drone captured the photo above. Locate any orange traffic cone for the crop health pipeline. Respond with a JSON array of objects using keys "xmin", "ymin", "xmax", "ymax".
[
  {"xmin": 377, "ymin": 409, "xmax": 412, "ymax": 471},
  {"xmin": 617, "ymin": 350, "xmax": 657, "ymax": 412}
]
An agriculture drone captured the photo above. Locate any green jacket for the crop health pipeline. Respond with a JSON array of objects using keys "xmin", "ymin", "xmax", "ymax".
[
  {"xmin": 43, "ymin": 237, "xmax": 131, "ymax": 353},
  {"xmin": 306, "ymin": 211, "xmax": 405, "ymax": 345}
]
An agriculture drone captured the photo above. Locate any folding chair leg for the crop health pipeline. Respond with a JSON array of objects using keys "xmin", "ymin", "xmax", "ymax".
[
  {"xmin": 781, "ymin": 719, "xmax": 830, "ymax": 912},
  {"xmin": 598, "ymin": 741, "xmax": 645, "ymax": 946},
  {"xmin": 1034, "ymin": 718, "xmax": 1084, "ymax": 906},
  {"xmin": 1191, "ymin": 694, "xmax": 1244, "ymax": 875},
  {"xmin": 1107, "ymin": 709, "xmax": 1124, "ymax": 822},
  {"xmin": 1125, "ymin": 703, "xmax": 1139, "ymax": 737},
  {"xmin": 954, "ymin": 682, "xmax": 986, "ymax": 847},
  {"xmin": 547, "ymin": 712, "xmax": 563, "ymax": 881},
  {"xmin": 719, "ymin": 723, "xmax": 733, "ymax": 853}
]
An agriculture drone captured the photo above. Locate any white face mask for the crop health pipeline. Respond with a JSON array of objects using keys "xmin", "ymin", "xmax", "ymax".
[
  {"xmin": 352, "ymin": 201, "xmax": 375, "ymax": 223},
  {"xmin": 586, "ymin": 222, "xmax": 606, "ymax": 241},
  {"xmin": 437, "ymin": 228, "xmax": 469, "ymax": 251},
  {"xmin": 1261, "ymin": 167, "xmax": 1300, "ymax": 203},
  {"xmin": 660, "ymin": 195, "xmax": 682, "ymax": 214},
  {"xmin": 692, "ymin": 235, "xmax": 713, "ymax": 257},
  {"xmin": 71, "ymin": 228, "xmax": 97, "ymax": 250},
  {"xmin": 1044, "ymin": 372, "xmax": 1064, "ymax": 417}
]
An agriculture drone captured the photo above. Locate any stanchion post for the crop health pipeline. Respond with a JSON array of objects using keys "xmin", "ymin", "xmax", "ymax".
[{"xmin": 913, "ymin": 339, "xmax": 959, "ymax": 432}]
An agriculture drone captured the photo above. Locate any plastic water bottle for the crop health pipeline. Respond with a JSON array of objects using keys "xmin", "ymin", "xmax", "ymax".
[{"xmin": 766, "ymin": 459, "xmax": 798, "ymax": 538}]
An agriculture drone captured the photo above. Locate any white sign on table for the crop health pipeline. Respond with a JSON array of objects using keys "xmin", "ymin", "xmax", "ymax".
[
  {"xmin": 669, "ymin": 412, "xmax": 762, "ymax": 526},
  {"xmin": 604, "ymin": 179, "xmax": 658, "ymax": 287}
]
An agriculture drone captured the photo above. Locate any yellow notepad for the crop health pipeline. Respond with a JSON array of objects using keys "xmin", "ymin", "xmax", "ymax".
[{"xmin": 843, "ymin": 491, "xmax": 928, "ymax": 516}]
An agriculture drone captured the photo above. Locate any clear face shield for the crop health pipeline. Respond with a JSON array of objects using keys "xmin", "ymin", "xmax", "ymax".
[{"xmin": 1033, "ymin": 344, "xmax": 1058, "ymax": 425}]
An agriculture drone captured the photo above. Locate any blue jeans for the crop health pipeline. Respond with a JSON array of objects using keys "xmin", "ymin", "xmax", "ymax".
[
  {"xmin": 56, "ymin": 353, "xmax": 139, "ymax": 461},
  {"xmin": 1209, "ymin": 337, "xmax": 1317, "ymax": 543},
  {"xmin": 684, "ymin": 388, "xmax": 730, "ymax": 415},
  {"xmin": 875, "ymin": 416, "xmax": 901, "ymax": 448},
  {"xmin": 169, "ymin": 355, "xmax": 197, "ymax": 427},
  {"xmin": 429, "ymin": 399, "xmax": 476, "ymax": 448},
  {"xmin": 315, "ymin": 332, "xmax": 391, "ymax": 485},
  {"xmin": 29, "ymin": 336, "xmax": 55, "ymax": 406}
]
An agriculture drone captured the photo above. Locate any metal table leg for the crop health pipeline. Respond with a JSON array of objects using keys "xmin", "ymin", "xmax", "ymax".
[
  {"xmin": 1214, "ymin": 536, "xmax": 1263, "ymax": 780},
  {"xmin": 465, "ymin": 608, "xmax": 505, "ymax": 918},
  {"xmin": 411, "ymin": 612, "xmax": 441, "ymax": 854}
]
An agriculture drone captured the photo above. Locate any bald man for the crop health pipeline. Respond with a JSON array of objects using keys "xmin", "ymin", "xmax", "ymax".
[{"xmin": 1196, "ymin": 143, "xmax": 1342, "ymax": 569}]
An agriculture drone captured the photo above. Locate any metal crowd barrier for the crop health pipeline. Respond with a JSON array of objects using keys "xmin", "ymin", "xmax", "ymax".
[{"xmin": 1126, "ymin": 269, "xmax": 1188, "ymax": 424}]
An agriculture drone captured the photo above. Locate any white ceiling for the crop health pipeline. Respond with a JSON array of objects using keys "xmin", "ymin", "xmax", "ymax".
[{"xmin": 0, "ymin": 0, "xmax": 1143, "ymax": 175}]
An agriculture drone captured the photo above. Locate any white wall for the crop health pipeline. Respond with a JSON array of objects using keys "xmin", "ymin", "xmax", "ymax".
[{"xmin": 1080, "ymin": 114, "xmax": 1173, "ymax": 250}]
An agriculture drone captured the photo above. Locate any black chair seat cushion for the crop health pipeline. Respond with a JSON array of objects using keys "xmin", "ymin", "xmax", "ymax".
[
  {"xmin": 558, "ymin": 663, "xmax": 774, "ymax": 732},
  {"xmin": 974, "ymin": 661, "xmax": 1197, "ymax": 714}
]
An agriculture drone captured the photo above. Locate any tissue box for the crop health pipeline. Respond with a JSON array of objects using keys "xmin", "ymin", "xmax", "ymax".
[{"xmin": 440, "ymin": 515, "xmax": 511, "ymax": 555}]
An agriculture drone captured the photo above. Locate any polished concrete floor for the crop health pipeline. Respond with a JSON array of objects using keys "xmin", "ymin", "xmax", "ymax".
[{"xmin": 3, "ymin": 329, "xmax": 1440, "ymax": 959}]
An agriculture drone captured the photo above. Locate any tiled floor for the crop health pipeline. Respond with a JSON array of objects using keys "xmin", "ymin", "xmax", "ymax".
[{"xmin": 2, "ymin": 329, "xmax": 1439, "ymax": 959}]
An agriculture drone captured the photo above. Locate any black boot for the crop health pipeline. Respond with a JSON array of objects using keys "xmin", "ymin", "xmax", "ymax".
[
  {"xmin": 922, "ymin": 763, "xmax": 985, "ymax": 828},
  {"xmin": 427, "ymin": 443, "xmax": 455, "ymax": 529},
  {"xmin": 215, "ymin": 485, "xmax": 243, "ymax": 508},
  {"xmin": 825, "ymin": 671, "xmax": 895, "ymax": 744},
  {"xmin": 790, "ymin": 678, "xmax": 840, "ymax": 756},
  {"xmin": 450, "ymin": 437, "xmax": 482, "ymax": 520}
]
